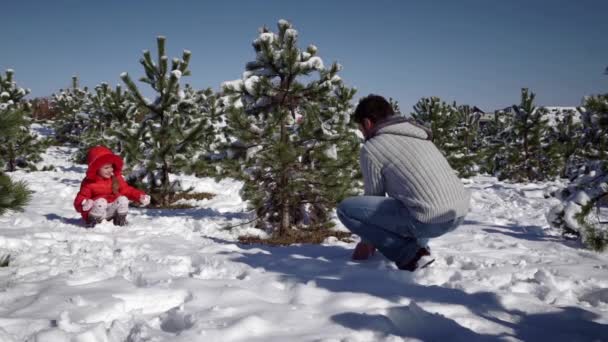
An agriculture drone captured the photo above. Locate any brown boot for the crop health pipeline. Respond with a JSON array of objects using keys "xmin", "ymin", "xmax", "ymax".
[
  {"xmin": 396, "ymin": 247, "xmax": 433, "ymax": 271},
  {"xmin": 352, "ymin": 242, "xmax": 377, "ymax": 260}
]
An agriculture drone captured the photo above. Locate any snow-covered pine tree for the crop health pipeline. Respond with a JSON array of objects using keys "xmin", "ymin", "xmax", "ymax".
[
  {"xmin": 450, "ymin": 104, "xmax": 482, "ymax": 177},
  {"xmin": 581, "ymin": 94, "xmax": 608, "ymax": 162},
  {"xmin": 0, "ymin": 69, "xmax": 43, "ymax": 172},
  {"xmin": 0, "ymin": 69, "xmax": 33, "ymax": 213},
  {"xmin": 478, "ymin": 109, "xmax": 513, "ymax": 176},
  {"xmin": 74, "ymin": 82, "xmax": 141, "ymax": 163},
  {"xmin": 52, "ymin": 76, "xmax": 90, "ymax": 144},
  {"xmin": 411, "ymin": 97, "xmax": 457, "ymax": 149},
  {"xmin": 501, "ymin": 88, "xmax": 557, "ymax": 181},
  {"xmin": 0, "ymin": 173, "xmax": 32, "ymax": 215},
  {"xmin": 220, "ymin": 20, "xmax": 359, "ymax": 237},
  {"xmin": 411, "ymin": 97, "xmax": 480, "ymax": 177},
  {"xmin": 552, "ymin": 109, "xmax": 584, "ymax": 178},
  {"xmin": 120, "ymin": 36, "xmax": 218, "ymax": 205},
  {"xmin": 389, "ymin": 97, "xmax": 401, "ymax": 114},
  {"xmin": 547, "ymin": 91, "xmax": 608, "ymax": 251}
]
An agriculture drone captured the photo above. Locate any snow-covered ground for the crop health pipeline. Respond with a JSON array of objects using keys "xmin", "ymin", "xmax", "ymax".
[{"xmin": 1, "ymin": 146, "xmax": 608, "ymax": 342}]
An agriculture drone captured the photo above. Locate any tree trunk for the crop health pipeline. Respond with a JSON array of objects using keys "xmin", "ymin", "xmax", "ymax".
[{"xmin": 162, "ymin": 158, "xmax": 170, "ymax": 206}]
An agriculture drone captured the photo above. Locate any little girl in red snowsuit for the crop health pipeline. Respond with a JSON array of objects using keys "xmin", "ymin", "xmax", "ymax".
[{"xmin": 74, "ymin": 146, "xmax": 150, "ymax": 227}]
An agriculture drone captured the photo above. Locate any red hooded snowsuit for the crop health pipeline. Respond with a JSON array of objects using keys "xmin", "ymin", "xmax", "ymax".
[{"xmin": 74, "ymin": 146, "xmax": 146, "ymax": 222}]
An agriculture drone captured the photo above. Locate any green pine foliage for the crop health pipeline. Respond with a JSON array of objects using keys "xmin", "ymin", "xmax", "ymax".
[
  {"xmin": 479, "ymin": 109, "xmax": 512, "ymax": 175},
  {"xmin": 220, "ymin": 20, "xmax": 360, "ymax": 237},
  {"xmin": 389, "ymin": 97, "xmax": 401, "ymax": 114},
  {"xmin": 74, "ymin": 82, "xmax": 142, "ymax": 163},
  {"xmin": 450, "ymin": 105, "xmax": 482, "ymax": 177},
  {"xmin": 0, "ymin": 172, "xmax": 32, "ymax": 215},
  {"xmin": 548, "ymin": 69, "xmax": 608, "ymax": 251},
  {"xmin": 0, "ymin": 69, "xmax": 44, "ymax": 172},
  {"xmin": 500, "ymin": 88, "xmax": 558, "ymax": 181},
  {"xmin": 582, "ymin": 94, "xmax": 608, "ymax": 161},
  {"xmin": 412, "ymin": 97, "xmax": 457, "ymax": 150},
  {"xmin": 411, "ymin": 97, "xmax": 481, "ymax": 177},
  {"xmin": 552, "ymin": 109, "xmax": 585, "ymax": 178},
  {"xmin": 51, "ymin": 76, "xmax": 90, "ymax": 144},
  {"xmin": 120, "ymin": 36, "xmax": 219, "ymax": 205}
]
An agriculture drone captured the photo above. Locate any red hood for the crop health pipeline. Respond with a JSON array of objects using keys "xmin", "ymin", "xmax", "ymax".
[{"xmin": 85, "ymin": 146, "xmax": 124, "ymax": 180}]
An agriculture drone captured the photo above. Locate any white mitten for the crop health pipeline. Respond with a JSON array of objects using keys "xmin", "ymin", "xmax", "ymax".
[
  {"xmin": 82, "ymin": 199, "xmax": 95, "ymax": 211},
  {"xmin": 139, "ymin": 195, "xmax": 151, "ymax": 206}
]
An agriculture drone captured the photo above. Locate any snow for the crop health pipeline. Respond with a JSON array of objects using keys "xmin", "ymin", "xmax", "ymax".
[
  {"xmin": 171, "ymin": 70, "xmax": 182, "ymax": 79},
  {"xmin": 285, "ymin": 28, "xmax": 298, "ymax": 39},
  {"xmin": 221, "ymin": 79, "xmax": 243, "ymax": 92},
  {"xmin": 258, "ymin": 32, "xmax": 275, "ymax": 44},
  {"xmin": 1, "ymin": 148, "xmax": 608, "ymax": 341},
  {"xmin": 244, "ymin": 76, "xmax": 260, "ymax": 95},
  {"xmin": 299, "ymin": 56, "xmax": 324, "ymax": 71}
]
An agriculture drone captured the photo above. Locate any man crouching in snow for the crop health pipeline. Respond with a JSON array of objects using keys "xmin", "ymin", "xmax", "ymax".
[{"xmin": 337, "ymin": 95, "xmax": 470, "ymax": 271}]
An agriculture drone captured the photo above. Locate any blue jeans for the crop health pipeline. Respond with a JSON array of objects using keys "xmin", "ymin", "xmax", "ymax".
[{"xmin": 337, "ymin": 196, "xmax": 464, "ymax": 264}]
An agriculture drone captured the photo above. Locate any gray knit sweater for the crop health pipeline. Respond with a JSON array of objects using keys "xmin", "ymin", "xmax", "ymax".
[{"xmin": 360, "ymin": 116, "xmax": 470, "ymax": 224}]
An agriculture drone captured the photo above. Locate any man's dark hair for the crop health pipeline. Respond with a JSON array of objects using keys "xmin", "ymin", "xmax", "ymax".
[{"xmin": 352, "ymin": 94, "xmax": 395, "ymax": 125}]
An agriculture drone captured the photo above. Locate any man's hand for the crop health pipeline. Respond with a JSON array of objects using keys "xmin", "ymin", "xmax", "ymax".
[
  {"xmin": 352, "ymin": 242, "xmax": 376, "ymax": 261},
  {"xmin": 139, "ymin": 195, "xmax": 151, "ymax": 206},
  {"xmin": 82, "ymin": 199, "xmax": 94, "ymax": 211}
]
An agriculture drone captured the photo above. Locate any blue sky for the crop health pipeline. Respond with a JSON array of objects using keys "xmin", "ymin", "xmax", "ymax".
[{"xmin": 1, "ymin": 0, "xmax": 607, "ymax": 111}]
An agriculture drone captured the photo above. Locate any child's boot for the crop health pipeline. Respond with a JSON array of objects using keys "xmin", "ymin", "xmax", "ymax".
[
  {"xmin": 113, "ymin": 213, "xmax": 128, "ymax": 226},
  {"xmin": 86, "ymin": 215, "xmax": 104, "ymax": 228}
]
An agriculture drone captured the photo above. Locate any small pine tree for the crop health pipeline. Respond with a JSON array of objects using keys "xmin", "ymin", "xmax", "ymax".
[
  {"xmin": 0, "ymin": 70, "xmax": 34, "ymax": 212},
  {"xmin": 411, "ymin": 97, "xmax": 458, "ymax": 151},
  {"xmin": 0, "ymin": 172, "xmax": 32, "ymax": 215},
  {"xmin": 120, "ymin": 36, "xmax": 219, "ymax": 205},
  {"xmin": 479, "ymin": 108, "xmax": 513, "ymax": 176},
  {"xmin": 450, "ymin": 104, "xmax": 482, "ymax": 177},
  {"xmin": 0, "ymin": 69, "xmax": 43, "ymax": 171},
  {"xmin": 74, "ymin": 82, "xmax": 142, "ymax": 163},
  {"xmin": 412, "ymin": 97, "xmax": 481, "ymax": 177},
  {"xmin": 389, "ymin": 97, "xmax": 401, "ymax": 114},
  {"xmin": 501, "ymin": 88, "xmax": 557, "ymax": 181},
  {"xmin": 552, "ymin": 109, "xmax": 585, "ymax": 178},
  {"xmin": 548, "ymin": 68, "xmax": 608, "ymax": 251},
  {"xmin": 221, "ymin": 20, "xmax": 359, "ymax": 237},
  {"xmin": 52, "ymin": 76, "xmax": 90, "ymax": 144}
]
